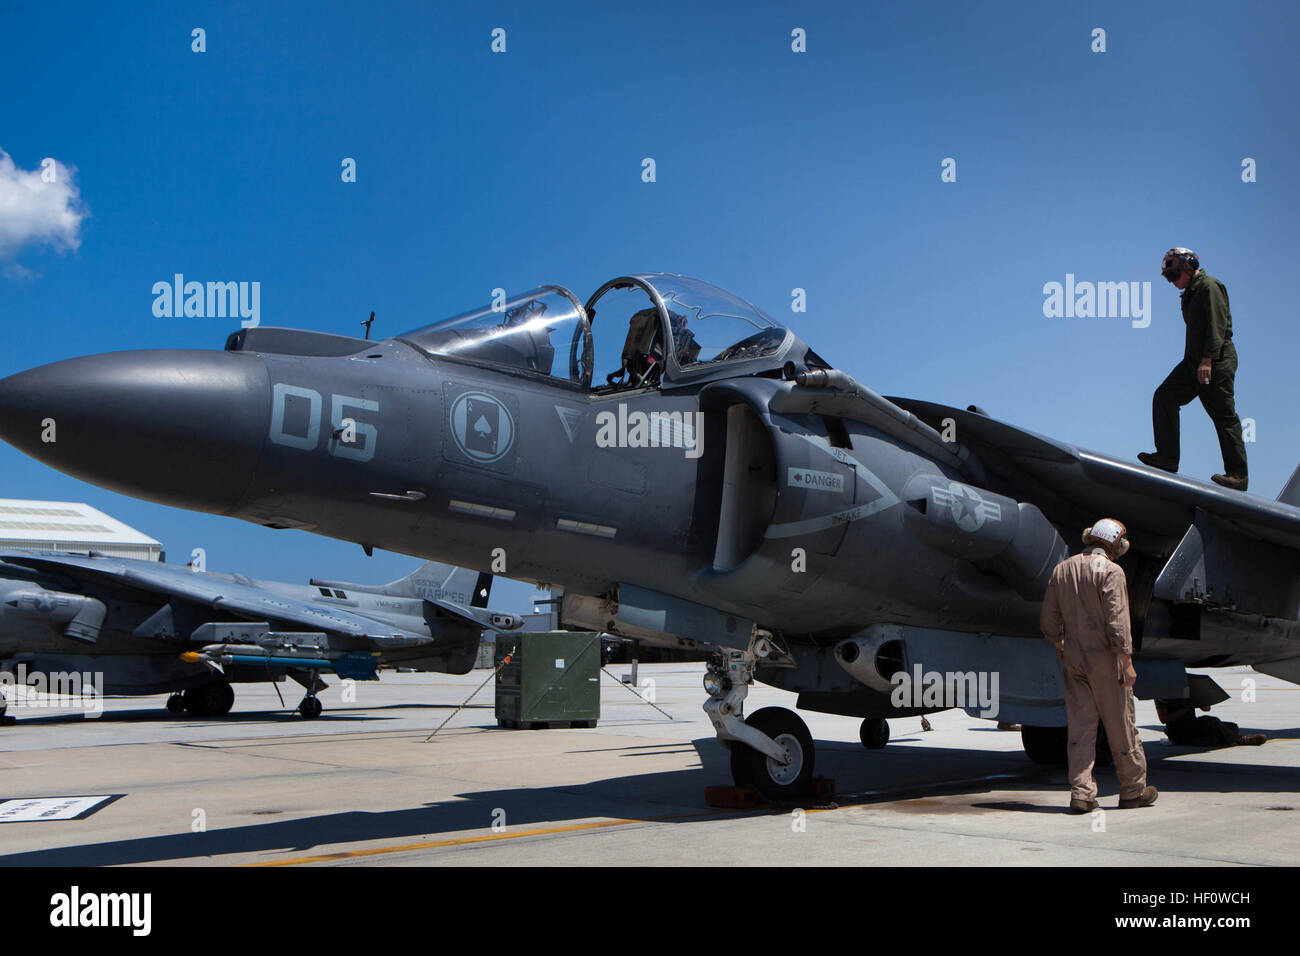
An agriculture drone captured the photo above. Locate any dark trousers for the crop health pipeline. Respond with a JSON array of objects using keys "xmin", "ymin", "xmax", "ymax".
[
  {"xmin": 1167, "ymin": 712, "xmax": 1239, "ymax": 747},
  {"xmin": 1152, "ymin": 343, "xmax": 1248, "ymax": 476}
]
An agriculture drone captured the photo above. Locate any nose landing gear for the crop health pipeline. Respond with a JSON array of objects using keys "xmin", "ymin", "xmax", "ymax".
[
  {"xmin": 294, "ymin": 668, "xmax": 325, "ymax": 719},
  {"xmin": 704, "ymin": 632, "xmax": 814, "ymax": 801},
  {"xmin": 728, "ymin": 706, "xmax": 815, "ymax": 800}
]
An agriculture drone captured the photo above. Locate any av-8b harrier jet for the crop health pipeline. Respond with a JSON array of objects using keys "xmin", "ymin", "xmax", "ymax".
[
  {"xmin": 0, "ymin": 553, "xmax": 518, "ymax": 720},
  {"xmin": 1, "ymin": 274, "xmax": 1297, "ymax": 798}
]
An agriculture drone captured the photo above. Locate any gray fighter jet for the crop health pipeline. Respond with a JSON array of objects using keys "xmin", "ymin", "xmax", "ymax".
[
  {"xmin": 1, "ymin": 274, "xmax": 1297, "ymax": 797},
  {"xmin": 0, "ymin": 551, "xmax": 520, "ymax": 720}
]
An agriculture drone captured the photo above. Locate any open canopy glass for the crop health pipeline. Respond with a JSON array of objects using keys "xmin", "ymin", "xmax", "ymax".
[
  {"xmin": 398, "ymin": 275, "xmax": 796, "ymax": 390},
  {"xmin": 633, "ymin": 274, "xmax": 789, "ymax": 370}
]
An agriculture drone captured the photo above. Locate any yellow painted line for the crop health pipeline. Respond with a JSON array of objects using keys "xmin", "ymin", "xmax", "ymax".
[
  {"xmin": 241, "ymin": 810, "xmax": 724, "ymax": 866},
  {"xmin": 241, "ymin": 770, "xmax": 1045, "ymax": 868},
  {"xmin": 242, "ymin": 759, "xmax": 1194, "ymax": 867}
]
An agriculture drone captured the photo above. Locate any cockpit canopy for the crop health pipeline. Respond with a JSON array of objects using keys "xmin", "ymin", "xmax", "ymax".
[
  {"xmin": 398, "ymin": 286, "xmax": 592, "ymax": 385},
  {"xmin": 642, "ymin": 274, "xmax": 788, "ymax": 368},
  {"xmin": 397, "ymin": 273, "xmax": 820, "ymax": 390}
]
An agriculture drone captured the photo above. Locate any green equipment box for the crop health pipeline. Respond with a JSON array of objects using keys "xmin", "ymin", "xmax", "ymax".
[{"xmin": 495, "ymin": 631, "xmax": 601, "ymax": 729}]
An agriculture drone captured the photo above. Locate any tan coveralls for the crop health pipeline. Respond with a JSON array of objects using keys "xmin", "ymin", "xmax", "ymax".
[{"xmin": 1039, "ymin": 547, "xmax": 1148, "ymax": 801}]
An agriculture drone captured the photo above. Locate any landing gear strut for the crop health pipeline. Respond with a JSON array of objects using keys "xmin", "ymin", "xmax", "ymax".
[
  {"xmin": 297, "ymin": 668, "xmax": 323, "ymax": 719},
  {"xmin": 704, "ymin": 631, "xmax": 813, "ymax": 801}
]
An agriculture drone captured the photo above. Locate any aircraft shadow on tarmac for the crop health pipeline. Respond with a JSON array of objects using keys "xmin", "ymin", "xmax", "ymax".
[
  {"xmin": 1, "ymin": 734, "xmax": 1296, "ymax": 866},
  {"xmin": 1140, "ymin": 721, "xmax": 1300, "ymax": 740},
  {"xmin": 4, "ymin": 702, "xmax": 492, "ymax": 726}
]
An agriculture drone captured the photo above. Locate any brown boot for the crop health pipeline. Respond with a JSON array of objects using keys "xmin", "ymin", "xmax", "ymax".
[
  {"xmin": 1069, "ymin": 798, "xmax": 1099, "ymax": 814},
  {"xmin": 1118, "ymin": 786, "xmax": 1159, "ymax": 809},
  {"xmin": 1236, "ymin": 733, "xmax": 1267, "ymax": 746},
  {"xmin": 1212, "ymin": 473, "xmax": 1249, "ymax": 491}
]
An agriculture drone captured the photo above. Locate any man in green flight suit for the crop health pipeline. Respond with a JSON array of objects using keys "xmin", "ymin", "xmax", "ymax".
[{"xmin": 1139, "ymin": 247, "xmax": 1249, "ymax": 491}]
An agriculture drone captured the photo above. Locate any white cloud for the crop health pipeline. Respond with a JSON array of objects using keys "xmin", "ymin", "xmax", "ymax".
[{"xmin": 0, "ymin": 148, "xmax": 89, "ymax": 259}]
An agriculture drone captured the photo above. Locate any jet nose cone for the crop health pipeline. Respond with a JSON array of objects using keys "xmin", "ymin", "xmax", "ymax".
[{"xmin": 0, "ymin": 350, "xmax": 270, "ymax": 513}]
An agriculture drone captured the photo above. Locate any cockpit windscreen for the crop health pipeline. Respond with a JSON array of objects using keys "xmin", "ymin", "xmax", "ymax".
[{"xmin": 398, "ymin": 287, "xmax": 592, "ymax": 385}]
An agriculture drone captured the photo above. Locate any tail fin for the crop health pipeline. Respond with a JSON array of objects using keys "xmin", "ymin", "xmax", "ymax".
[
  {"xmin": 311, "ymin": 562, "xmax": 493, "ymax": 607},
  {"xmin": 1278, "ymin": 465, "xmax": 1300, "ymax": 508}
]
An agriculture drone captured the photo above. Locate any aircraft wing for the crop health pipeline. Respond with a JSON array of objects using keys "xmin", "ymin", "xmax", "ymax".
[
  {"xmin": 0, "ymin": 550, "xmax": 432, "ymax": 647},
  {"xmin": 886, "ymin": 399, "xmax": 1300, "ymax": 549},
  {"xmin": 886, "ymin": 399, "xmax": 1300, "ymax": 622}
]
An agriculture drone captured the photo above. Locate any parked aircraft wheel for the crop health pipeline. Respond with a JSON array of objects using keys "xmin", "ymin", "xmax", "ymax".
[
  {"xmin": 165, "ymin": 693, "xmax": 186, "ymax": 714},
  {"xmin": 1021, "ymin": 725, "xmax": 1067, "ymax": 765},
  {"xmin": 1021, "ymin": 724, "xmax": 1114, "ymax": 766},
  {"xmin": 728, "ymin": 741, "xmax": 753, "ymax": 788},
  {"xmin": 183, "ymin": 681, "xmax": 234, "ymax": 718},
  {"xmin": 860, "ymin": 717, "xmax": 890, "ymax": 749},
  {"xmin": 298, "ymin": 697, "xmax": 323, "ymax": 719},
  {"xmin": 731, "ymin": 707, "xmax": 815, "ymax": 801}
]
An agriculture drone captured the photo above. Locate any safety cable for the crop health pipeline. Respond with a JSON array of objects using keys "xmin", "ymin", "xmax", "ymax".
[{"xmin": 424, "ymin": 653, "xmax": 513, "ymax": 742}]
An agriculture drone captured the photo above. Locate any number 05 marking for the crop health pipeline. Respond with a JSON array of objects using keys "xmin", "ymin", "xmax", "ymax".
[{"xmin": 269, "ymin": 384, "xmax": 378, "ymax": 462}]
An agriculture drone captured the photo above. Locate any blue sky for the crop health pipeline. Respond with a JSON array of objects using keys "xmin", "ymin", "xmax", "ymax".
[{"xmin": 2, "ymin": 1, "xmax": 1297, "ymax": 613}]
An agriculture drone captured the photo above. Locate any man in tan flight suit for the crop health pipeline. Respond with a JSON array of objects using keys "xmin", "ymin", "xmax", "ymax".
[{"xmin": 1040, "ymin": 518, "xmax": 1158, "ymax": 813}]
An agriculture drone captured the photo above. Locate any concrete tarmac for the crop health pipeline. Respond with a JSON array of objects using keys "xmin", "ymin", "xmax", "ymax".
[{"xmin": 0, "ymin": 663, "xmax": 1296, "ymax": 866}]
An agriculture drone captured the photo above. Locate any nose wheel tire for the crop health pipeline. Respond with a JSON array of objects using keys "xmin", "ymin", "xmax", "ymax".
[
  {"xmin": 165, "ymin": 693, "xmax": 186, "ymax": 714},
  {"xmin": 729, "ymin": 706, "xmax": 815, "ymax": 801},
  {"xmin": 860, "ymin": 716, "xmax": 890, "ymax": 749},
  {"xmin": 298, "ymin": 696, "xmax": 323, "ymax": 719}
]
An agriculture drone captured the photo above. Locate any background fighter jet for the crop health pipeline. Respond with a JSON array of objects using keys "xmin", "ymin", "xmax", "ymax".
[
  {"xmin": 1, "ymin": 273, "xmax": 1298, "ymax": 797},
  {"xmin": 0, "ymin": 551, "xmax": 520, "ymax": 721}
]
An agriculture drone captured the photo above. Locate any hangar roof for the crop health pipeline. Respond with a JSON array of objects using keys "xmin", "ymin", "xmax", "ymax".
[{"xmin": 0, "ymin": 499, "xmax": 162, "ymax": 555}]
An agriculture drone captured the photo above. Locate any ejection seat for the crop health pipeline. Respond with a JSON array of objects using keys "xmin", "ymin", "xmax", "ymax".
[{"xmin": 605, "ymin": 307, "xmax": 664, "ymax": 388}]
